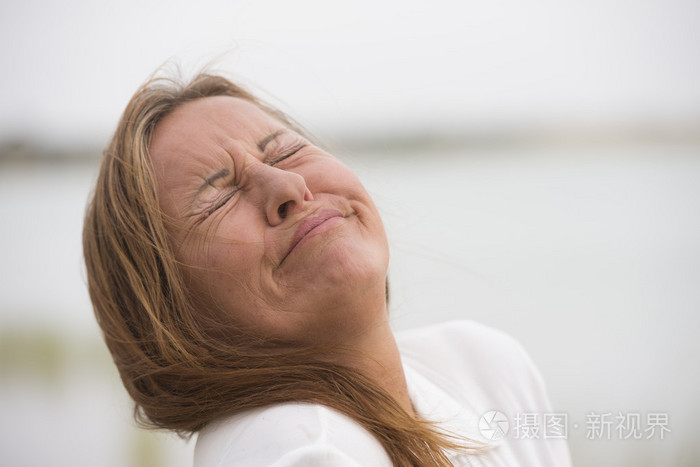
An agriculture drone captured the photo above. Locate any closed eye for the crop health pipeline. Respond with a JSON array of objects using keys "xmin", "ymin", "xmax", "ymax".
[
  {"xmin": 202, "ymin": 141, "xmax": 306, "ymax": 221},
  {"xmin": 204, "ymin": 188, "xmax": 238, "ymax": 218},
  {"xmin": 270, "ymin": 142, "xmax": 307, "ymax": 166}
]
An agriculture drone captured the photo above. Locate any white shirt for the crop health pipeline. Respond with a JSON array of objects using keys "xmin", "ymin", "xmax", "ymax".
[{"xmin": 194, "ymin": 321, "xmax": 572, "ymax": 466}]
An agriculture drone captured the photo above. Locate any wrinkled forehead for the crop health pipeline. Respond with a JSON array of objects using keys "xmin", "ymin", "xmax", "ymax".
[{"xmin": 149, "ymin": 95, "xmax": 284, "ymax": 161}]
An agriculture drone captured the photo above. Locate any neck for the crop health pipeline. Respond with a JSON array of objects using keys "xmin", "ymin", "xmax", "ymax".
[
  {"xmin": 336, "ymin": 313, "xmax": 415, "ymax": 418},
  {"xmin": 309, "ymin": 274, "xmax": 414, "ymax": 417}
]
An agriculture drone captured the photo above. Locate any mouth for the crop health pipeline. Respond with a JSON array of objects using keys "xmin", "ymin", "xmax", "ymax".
[{"xmin": 282, "ymin": 208, "xmax": 345, "ymax": 263}]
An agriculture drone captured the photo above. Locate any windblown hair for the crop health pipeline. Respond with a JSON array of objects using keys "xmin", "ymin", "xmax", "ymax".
[{"xmin": 83, "ymin": 71, "xmax": 473, "ymax": 466}]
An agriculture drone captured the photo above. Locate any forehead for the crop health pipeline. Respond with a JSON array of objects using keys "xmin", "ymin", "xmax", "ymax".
[{"xmin": 150, "ymin": 95, "xmax": 281, "ymax": 157}]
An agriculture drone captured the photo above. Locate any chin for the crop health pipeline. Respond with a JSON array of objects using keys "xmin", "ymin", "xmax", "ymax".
[{"xmin": 315, "ymin": 239, "xmax": 388, "ymax": 298}]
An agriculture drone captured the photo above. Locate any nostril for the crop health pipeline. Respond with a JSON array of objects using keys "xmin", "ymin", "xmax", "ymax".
[{"xmin": 277, "ymin": 201, "xmax": 289, "ymax": 219}]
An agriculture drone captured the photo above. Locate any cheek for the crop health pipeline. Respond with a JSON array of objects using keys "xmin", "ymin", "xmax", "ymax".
[
  {"xmin": 181, "ymin": 247, "xmax": 262, "ymax": 327},
  {"xmin": 197, "ymin": 236, "xmax": 264, "ymax": 291},
  {"xmin": 187, "ymin": 207, "xmax": 264, "ymax": 270},
  {"xmin": 175, "ymin": 226, "xmax": 266, "ymax": 307},
  {"xmin": 308, "ymin": 160, "xmax": 373, "ymax": 201},
  {"xmin": 317, "ymin": 161, "xmax": 386, "ymax": 241}
]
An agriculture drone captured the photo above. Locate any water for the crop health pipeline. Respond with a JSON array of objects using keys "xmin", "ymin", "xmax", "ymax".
[{"xmin": 1, "ymin": 141, "xmax": 699, "ymax": 466}]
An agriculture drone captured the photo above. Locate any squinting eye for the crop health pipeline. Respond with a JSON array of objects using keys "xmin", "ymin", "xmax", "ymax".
[
  {"xmin": 206, "ymin": 190, "xmax": 237, "ymax": 217},
  {"xmin": 271, "ymin": 142, "xmax": 307, "ymax": 166}
]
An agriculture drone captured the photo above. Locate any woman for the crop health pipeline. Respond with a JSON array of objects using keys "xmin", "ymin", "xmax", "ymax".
[{"xmin": 83, "ymin": 71, "xmax": 571, "ymax": 466}]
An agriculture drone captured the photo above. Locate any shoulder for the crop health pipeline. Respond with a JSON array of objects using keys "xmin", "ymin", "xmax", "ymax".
[
  {"xmin": 397, "ymin": 320, "xmax": 551, "ymax": 409},
  {"xmin": 397, "ymin": 319, "xmax": 513, "ymax": 346},
  {"xmin": 397, "ymin": 319, "xmax": 532, "ymax": 370},
  {"xmin": 194, "ymin": 402, "xmax": 392, "ymax": 467}
]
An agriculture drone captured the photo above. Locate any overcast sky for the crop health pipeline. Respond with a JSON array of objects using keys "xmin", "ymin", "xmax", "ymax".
[{"xmin": 1, "ymin": 0, "xmax": 699, "ymax": 146}]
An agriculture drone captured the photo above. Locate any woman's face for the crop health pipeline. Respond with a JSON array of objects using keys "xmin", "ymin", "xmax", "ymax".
[{"xmin": 149, "ymin": 96, "xmax": 389, "ymax": 345}]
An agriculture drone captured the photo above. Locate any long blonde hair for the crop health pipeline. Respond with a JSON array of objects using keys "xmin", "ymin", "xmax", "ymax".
[{"xmin": 83, "ymin": 71, "xmax": 472, "ymax": 466}]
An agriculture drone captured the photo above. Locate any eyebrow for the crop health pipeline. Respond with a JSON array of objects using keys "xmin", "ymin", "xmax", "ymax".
[
  {"xmin": 257, "ymin": 129, "xmax": 287, "ymax": 152},
  {"xmin": 196, "ymin": 168, "xmax": 230, "ymax": 195}
]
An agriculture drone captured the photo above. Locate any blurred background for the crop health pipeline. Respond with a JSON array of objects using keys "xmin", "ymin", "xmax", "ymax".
[{"xmin": 1, "ymin": 0, "xmax": 699, "ymax": 465}]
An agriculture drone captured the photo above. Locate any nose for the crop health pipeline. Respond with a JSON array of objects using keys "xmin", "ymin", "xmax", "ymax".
[{"xmin": 245, "ymin": 164, "xmax": 313, "ymax": 226}]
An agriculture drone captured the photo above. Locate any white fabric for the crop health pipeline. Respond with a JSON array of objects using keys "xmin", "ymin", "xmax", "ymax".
[{"xmin": 194, "ymin": 320, "xmax": 572, "ymax": 466}]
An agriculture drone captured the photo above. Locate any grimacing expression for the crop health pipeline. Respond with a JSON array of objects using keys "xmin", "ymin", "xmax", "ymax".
[{"xmin": 148, "ymin": 96, "xmax": 389, "ymax": 344}]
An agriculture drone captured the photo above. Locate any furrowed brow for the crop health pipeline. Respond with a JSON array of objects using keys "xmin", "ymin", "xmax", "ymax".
[
  {"xmin": 196, "ymin": 168, "xmax": 230, "ymax": 195},
  {"xmin": 257, "ymin": 129, "xmax": 287, "ymax": 153}
]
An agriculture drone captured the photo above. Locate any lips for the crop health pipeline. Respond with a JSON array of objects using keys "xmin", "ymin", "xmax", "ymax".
[{"xmin": 285, "ymin": 208, "xmax": 344, "ymax": 260}]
